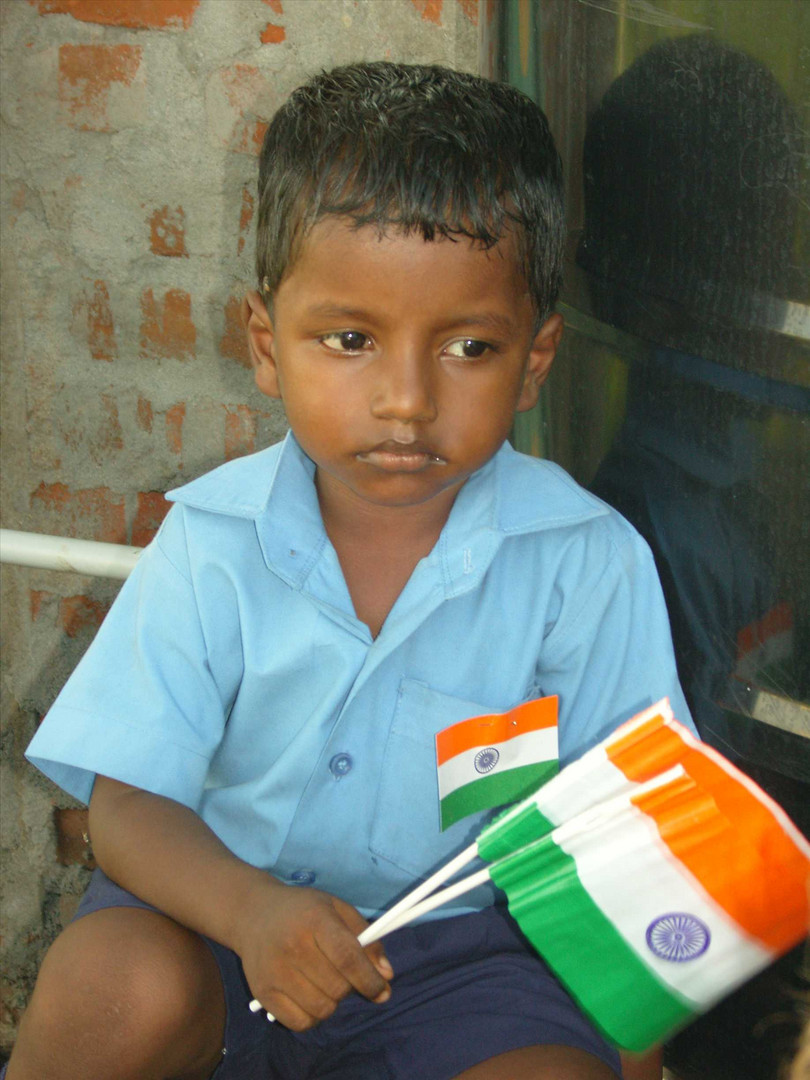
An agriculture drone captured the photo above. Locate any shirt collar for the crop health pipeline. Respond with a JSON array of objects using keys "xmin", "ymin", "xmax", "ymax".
[{"xmin": 167, "ymin": 432, "xmax": 608, "ymax": 589}]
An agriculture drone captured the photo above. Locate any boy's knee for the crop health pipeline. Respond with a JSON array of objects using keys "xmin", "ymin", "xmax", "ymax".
[{"xmin": 20, "ymin": 907, "xmax": 224, "ymax": 1057}]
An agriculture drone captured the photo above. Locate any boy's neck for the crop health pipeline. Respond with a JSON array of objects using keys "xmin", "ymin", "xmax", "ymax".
[
  {"xmin": 315, "ymin": 472, "xmax": 461, "ymax": 543},
  {"xmin": 315, "ymin": 471, "xmax": 462, "ymax": 638}
]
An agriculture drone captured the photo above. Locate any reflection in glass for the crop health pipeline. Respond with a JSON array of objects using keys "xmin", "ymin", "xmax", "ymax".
[
  {"xmin": 578, "ymin": 32, "xmax": 809, "ymax": 831},
  {"xmin": 485, "ymin": 6, "xmax": 809, "ymax": 1076}
]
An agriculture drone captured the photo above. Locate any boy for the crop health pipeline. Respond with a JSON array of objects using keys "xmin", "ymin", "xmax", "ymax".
[{"xmin": 8, "ymin": 63, "xmax": 690, "ymax": 1079}]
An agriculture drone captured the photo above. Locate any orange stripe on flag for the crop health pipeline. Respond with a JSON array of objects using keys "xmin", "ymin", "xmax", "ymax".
[
  {"xmin": 631, "ymin": 747, "xmax": 810, "ymax": 953},
  {"xmin": 435, "ymin": 696, "xmax": 558, "ymax": 766},
  {"xmin": 606, "ymin": 710, "xmax": 685, "ymax": 781}
]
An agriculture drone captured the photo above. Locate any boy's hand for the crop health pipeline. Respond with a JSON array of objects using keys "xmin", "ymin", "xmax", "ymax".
[
  {"xmin": 88, "ymin": 777, "xmax": 391, "ymax": 1032},
  {"xmin": 236, "ymin": 876, "xmax": 393, "ymax": 1031}
]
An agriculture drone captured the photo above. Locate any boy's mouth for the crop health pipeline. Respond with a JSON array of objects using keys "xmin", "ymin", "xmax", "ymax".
[{"xmin": 357, "ymin": 439, "xmax": 446, "ymax": 472}]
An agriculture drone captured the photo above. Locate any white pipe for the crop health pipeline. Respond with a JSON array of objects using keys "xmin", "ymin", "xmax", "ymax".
[{"xmin": 0, "ymin": 529, "xmax": 142, "ymax": 580}]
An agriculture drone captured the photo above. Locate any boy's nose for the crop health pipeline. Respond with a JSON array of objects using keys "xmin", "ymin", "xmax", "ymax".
[{"xmin": 370, "ymin": 349, "xmax": 438, "ymax": 423}]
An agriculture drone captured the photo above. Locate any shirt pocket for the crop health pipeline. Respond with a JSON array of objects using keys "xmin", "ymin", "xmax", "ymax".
[{"xmin": 369, "ymin": 677, "xmax": 509, "ymax": 880}]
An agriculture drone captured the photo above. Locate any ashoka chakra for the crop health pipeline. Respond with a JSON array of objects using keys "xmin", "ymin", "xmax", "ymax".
[
  {"xmin": 646, "ymin": 913, "xmax": 710, "ymax": 962},
  {"xmin": 474, "ymin": 747, "xmax": 500, "ymax": 774}
]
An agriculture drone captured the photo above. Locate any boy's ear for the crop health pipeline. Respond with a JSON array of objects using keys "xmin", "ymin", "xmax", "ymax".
[
  {"xmin": 241, "ymin": 289, "xmax": 281, "ymax": 399},
  {"xmin": 516, "ymin": 312, "xmax": 563, "ymax": 413}
]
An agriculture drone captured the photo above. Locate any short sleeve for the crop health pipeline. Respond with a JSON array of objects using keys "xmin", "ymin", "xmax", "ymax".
[
  {"xmin": 25, "ymin": 506, "xmax": 237, "ymax": 808},
  {"xmin": 541, "ymin": 522, "xmax": 695, "ymax": 764}
]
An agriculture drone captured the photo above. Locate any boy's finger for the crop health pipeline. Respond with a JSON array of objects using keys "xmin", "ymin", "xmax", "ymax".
[
  {"xmin": 257, "ymin": 987, "xmax": 319, "ymax": 1032},
  {"xmin": 293, "ymin": 956, "xmax": 353, "ymax": 1006},
  {"xmin": 332, "ymin": 897, "xmax": 394, "ymax": 982},
  {"xmin": 369, "ymin": 947, "xmax": 394, "ymax": 981},
  {"xmin": 262, "ymin": 970, "xmax": 340, "ymax": 1031},
  {"xmin": 315, "ymin": 919, "xmax": 391, "ymax": 1004}
]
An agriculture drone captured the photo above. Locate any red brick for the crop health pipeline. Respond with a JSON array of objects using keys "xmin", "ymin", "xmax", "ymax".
[
  {"xmin": 213, "ymin": 65, "xmax": 271, "ymax": 156},
  {"xmin": 54, "ymin": 808, "xmax": 96, "ymax": 868},
  {"xmin": 221, "ymin": 64, "xmax": 261, "ymax": 109},
  {"xmin": 456, "ymin": 0, "xmax": 478, "ymax": 23},
  {"xmin": 30, "ymin": 483, "xmax": 126, "ymax": 542},
  {"xmin": 224, "ymin": 404, "xmax": 261, "ymax": 461},
  {"xmin": 165, "ymin": 403, "xmax": 186, "ymax": 456},
  {"xmin": 29, "ymin": 589, "xmax": 50, "ymax": 621},
  {"xmin": 260, "ymin": 23, "xmax": 286, "ymax": 44},
  {"xmin": 262, "ymin": 0, "xmax": 283, "ymax": 12},
  {"xmin": 136, "ymin": 395, "xmax": 154, "ymax": 433},
  {"xmin": 72, "ymin": 278, "xmax": 115, "ymax": 362},
  {"xmin": 23, "ymin": 363, "xmax": 64, "ymax": 471},
  {"xmin": 411, "ymin": 0, "xmax": 443, "ymax": 23},
  {"xmin": 131, "ymin": 491, "xmax": 171, "ymax": 547},
  {"xmin": 59, "ymin": 594, "xmax": 108, "ymax": 638},
  {"xmin": 237, "ymin": 186, "xmax": 254, "ymax": 255},
  {"xmin": 220, "ymin": 65, "xmax": 267, "ymax": 146},
  {"xmin": 32, "ymin": 0, "xmax": 200, "ymax": 29},
  {"xmin": 220, "ymin": 295, "xmax": 251, "ymax": 369},
  {"xmin": 58, "ymin": 43, "xmax": 142, "ymax": 132},
  {"xmin": 98, "ymin": 393, "xmax": 125, "ymax": 455},
  {"xmin": 149, "ymin": 205, "xmax": 187, "ymax": 257},
  {"xmin": 140, "ymin": 288, "xmax": 195, "ymax": 361},
  {"xmin": 84, "ymin": 279, "xmax": 116, "ymax": 361},
  {"xmin": 231, "ymin": 118, "xmax": 269, "ymax": 156}
]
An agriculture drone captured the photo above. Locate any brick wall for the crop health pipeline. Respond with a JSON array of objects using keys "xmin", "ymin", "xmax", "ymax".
[{"xmin": 0, "ymin": 0, "xmax": 478, "ymax": 1051}]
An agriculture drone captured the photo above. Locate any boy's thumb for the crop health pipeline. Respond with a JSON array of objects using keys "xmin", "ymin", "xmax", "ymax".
[{"xmin": 374, "ymin": 952, "xmax": 394, "ymax": 980}]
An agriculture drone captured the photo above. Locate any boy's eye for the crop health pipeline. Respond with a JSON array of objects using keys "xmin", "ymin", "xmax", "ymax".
[
  {"xmin": 444, "ymin": 339, "xmax": 492, "ymax": 360},
  {"xmin": 319, "ymin": 331, "xmax": 371, "ymax": 353}
]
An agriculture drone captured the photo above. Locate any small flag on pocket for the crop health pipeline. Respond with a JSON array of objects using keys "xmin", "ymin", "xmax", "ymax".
[{"xmin": 436, "ymin": 696, "xmax": 558, "ymax": 831}]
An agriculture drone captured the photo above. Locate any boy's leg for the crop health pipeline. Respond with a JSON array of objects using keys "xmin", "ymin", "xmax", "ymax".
[
  {"xmin": 7, "ymin": 907, "xmax": 226, "ymax": 1080},
  {"xmin": 453, "ymin": 1045, "xmax": 620, "ymax": 1079},
  {"xmin": 621, "ymin": 1047, "xmax": 663, "ymax": 1079},
  {"xmin": 454, "ymin": 1046, "xmax": 665, "ymax": 1079},
  {"xmin": 293, "ymin": 906, "xmax": 624, "ymax": 1080}
]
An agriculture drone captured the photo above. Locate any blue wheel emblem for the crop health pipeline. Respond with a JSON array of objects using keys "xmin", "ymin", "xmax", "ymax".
[
  {"xmin": 646, "ymin": 913, "xmax": 710, "ymax": 962},
  {"xmin": 474, "ymin": 747, "xmax": 500, "ymax": 774}
]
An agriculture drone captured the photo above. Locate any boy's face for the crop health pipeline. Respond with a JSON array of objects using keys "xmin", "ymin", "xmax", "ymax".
[{"xmin": 245, "ymin": 218, "xmax": 561, "ymax": 521}]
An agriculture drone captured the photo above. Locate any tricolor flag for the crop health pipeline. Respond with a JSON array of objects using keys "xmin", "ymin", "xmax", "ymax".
[
  {"xmin": 488, "ymin": 763, "xmax": 810, "ymax": 1051},
  {"xmin": 361, "ymin": 702, "xmax": 810, "ymax": 1052},
  {"xmin": 367, "ymin": 702, "xmax": 676, "ymax": 947},
  {"xmin": 477, "ymin": 698, "xmax": 684, "ymax": 861},
  {"xmin": 436, "ymin": 696, "xmax": 558, "ymax": 831}
]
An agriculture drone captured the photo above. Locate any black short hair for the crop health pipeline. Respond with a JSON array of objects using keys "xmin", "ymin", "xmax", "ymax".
[{"xmin": 256, "ymin": 61, "xmax": 564, "ymax": 323}]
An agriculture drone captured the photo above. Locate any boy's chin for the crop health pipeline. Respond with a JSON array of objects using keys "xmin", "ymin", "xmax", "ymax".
[{"xmin": 316, "ymin": 466, "xmax": 470, "ymax": 514}]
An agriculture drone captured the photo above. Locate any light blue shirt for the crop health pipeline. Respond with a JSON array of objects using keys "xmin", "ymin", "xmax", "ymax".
[{"xmin": 27, "ymin": 434, "xmax": 693, "ymax": 917}]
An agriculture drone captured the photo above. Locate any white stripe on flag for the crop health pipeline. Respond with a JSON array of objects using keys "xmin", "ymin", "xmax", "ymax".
[
  {"xmin": 557, "ymin": 802, "xmax": 773, "ymax": 1008},
  {"xmin": 492, "ymin": 702, "xmax": 677, "ymax": 833},
  {"xmin": 533, "ymin": 746, "xmax": 627, "ymax": 824},
  {"xmin": 438, "ymin": 726, "xmax": 558, "ymax": 800}
]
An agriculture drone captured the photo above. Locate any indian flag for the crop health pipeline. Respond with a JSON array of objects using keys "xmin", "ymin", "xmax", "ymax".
[
  {"xmin": 487, "ymin": 760, "xmax": 810, "ymax": 1052},
  {"xmin": 436, "ymin": 696, "xmax": 558, "ymax": 831},
  {"xmin": 358, "ymin": 700, "xmax": 810, "ymax": 1051},
  {"xmin": 477, "ymin": 699, "xmax": 681, "ymax": 860}
]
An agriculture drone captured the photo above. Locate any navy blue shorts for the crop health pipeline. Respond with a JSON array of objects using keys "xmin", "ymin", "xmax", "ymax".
[{"xmin": 72, "ymin": 868, "xmax": 622, "ymax": 1079}]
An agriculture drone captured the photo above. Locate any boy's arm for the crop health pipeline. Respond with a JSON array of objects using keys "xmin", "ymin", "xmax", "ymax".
[{"xmin": 89, "ymin": 775, "xmax": 392, "ymax": 1030}]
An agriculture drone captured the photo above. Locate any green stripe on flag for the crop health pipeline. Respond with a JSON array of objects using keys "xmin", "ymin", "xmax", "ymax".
[
  {"xmin": 477, "ymin": 801, "xmax": 556, "ymax": 862},
  {"xmin": 440, "ymin": 761, "xmax": 558, "ymax": 831},
  {"xmin": 489, "ymin": 835, "xmax": 695, "ymax": 1052}
]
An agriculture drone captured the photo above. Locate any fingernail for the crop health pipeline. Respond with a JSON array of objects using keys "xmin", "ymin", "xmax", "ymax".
[
  {"xmin": 375, "ymin": 986, "xmax": 392, "ymax": 1004},
  {"xmin": 377, "ymin": 957, "xmax": 394, "ymax": 979}
]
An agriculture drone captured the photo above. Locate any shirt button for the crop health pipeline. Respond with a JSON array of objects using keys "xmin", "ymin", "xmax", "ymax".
[
  {"xmin": 290, "ymin": 870, "xmax": 317, "ymax": 885},
  {"xmin": 329, "ymin": 752, "xmax": 354, "ymax": 778}
]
